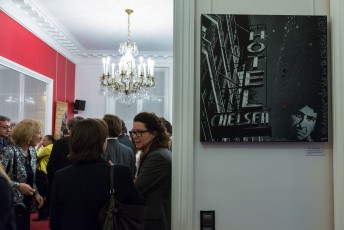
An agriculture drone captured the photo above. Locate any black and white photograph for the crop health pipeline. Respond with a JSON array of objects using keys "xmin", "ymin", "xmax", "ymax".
[{"xmin": 200, "ymin": 14, "xmax": 328, "ymax": 142}]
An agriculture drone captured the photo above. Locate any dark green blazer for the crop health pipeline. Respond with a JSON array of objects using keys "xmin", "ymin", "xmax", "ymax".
[{"xmin": 135, "ymin": 147, "xmax": 172, "ymax": 230}]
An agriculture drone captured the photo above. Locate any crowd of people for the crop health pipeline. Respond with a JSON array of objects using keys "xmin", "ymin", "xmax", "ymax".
[{"xmin": 0, "ymin": 112, "xmax": 172, "ymax": 230}]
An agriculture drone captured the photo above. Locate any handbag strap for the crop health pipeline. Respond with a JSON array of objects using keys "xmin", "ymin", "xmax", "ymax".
[
  {"xmin": 108, "ymin": 164, "xmax": 118, "ymax": 226},
  {"xmin": 110, "ymin": 165, "xmax": 114, "ymax": 191}
]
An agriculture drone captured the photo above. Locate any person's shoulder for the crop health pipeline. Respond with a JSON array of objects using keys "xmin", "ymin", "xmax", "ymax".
[
  {"xmin": 118, "ymin": 142, "xmax": 133, "ymax": 152},
  {"xmin": 2, "ymin": 144, "xmax": 16, "ymax": 154},
  {"xmin": 113, "ymin": 164, "xmax": 132, "ymax": 176},
  {"xmin": 55, "ymin": 137, "xmax": 69, "ymax": 144},
  {"xmin": 117, "ymin": 134, "xmax": 127, "ymax": 140},
  {"xmin": 45, "ymin": 143, "xmax": 54, "ymax": 150},
  {"xmin": 149, "ymin": 148, "xmax": 172, "ymax": 160},
  {"xmin": 152, "ymin": 147, "xmax": 171, "ymax": 155},
  {"xmin": 114, "ymin": 164, "xmax": 130, "ymax": 170},
  {"xmin": 54, "ymin": 164, "xmax": 72, "ymax": 175},
  {"xmin": 52, "ymin": 137, "xmax": 69, "ymax": 149},
  {"xmin": 118, "ymin": 135, "xmax": 133, "ymax": 144}
]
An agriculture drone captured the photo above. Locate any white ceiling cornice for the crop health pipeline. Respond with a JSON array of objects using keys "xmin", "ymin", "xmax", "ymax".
[
  {"xmin": 2, "ymin": 0, "xmax": 172, "ymax": 64},
  {"xmin": 2, "ymin": 0, "xmax": 79, "ymax": 62}
]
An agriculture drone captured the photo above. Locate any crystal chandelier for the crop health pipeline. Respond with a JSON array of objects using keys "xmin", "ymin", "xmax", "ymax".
[{"xmin": 99, "ymin": 9, "xmax": 156, "ymax": 105}]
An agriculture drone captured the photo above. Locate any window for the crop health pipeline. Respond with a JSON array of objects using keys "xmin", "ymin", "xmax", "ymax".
[{"xmin": 0, "ymin": 57, "xmax": 53, "ymax": 135}]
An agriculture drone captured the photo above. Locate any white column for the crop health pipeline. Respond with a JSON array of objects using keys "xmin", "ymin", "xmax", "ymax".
[
  {"xmin": 172, "ymin": 0, "xmax": 195, "ymax": 229},
  {"xmin": 331, "ymin": 0, "xmax": 344, "ymax": 229}
]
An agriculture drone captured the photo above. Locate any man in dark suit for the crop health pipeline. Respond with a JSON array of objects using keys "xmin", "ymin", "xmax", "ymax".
[
  {"xmin": 0, "ymin": 115, "xmax": 12, "ymax": 152},
  {"xmin": 103, "ymin": 115, "xmax": 136, "ymax": 177}
]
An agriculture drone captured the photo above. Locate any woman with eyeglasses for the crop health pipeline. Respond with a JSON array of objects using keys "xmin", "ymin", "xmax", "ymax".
[{"xmin": 130, "ymin": 112, "xmax": 172, "ymax": 230}]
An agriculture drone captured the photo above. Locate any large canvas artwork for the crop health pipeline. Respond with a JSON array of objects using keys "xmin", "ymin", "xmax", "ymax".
[{"xmin": 200, "ymin": 14, "xmax": 328, "ymax": 142}]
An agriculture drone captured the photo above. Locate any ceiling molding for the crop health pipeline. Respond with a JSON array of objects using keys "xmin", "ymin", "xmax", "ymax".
[
  {"xmin": 3, "ymin": 0, "xmax": 173, "ymax": 64},
  {"xmin": 2, "ymin": 0, "xmax": 79, "ymax": 62}
]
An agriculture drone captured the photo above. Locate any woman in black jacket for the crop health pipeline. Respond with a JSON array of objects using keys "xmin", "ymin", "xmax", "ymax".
[
  {"xmin": 131, "ymin": 112, "xmax": 172, "ymax": 230},
  {"xmin": 49, "ymin": 118, "xmax": 145, "ymax": 230}
]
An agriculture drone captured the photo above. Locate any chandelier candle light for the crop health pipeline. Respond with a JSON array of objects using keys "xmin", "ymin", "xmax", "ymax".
[{"xmin": 99, "ymin": 9, "xmax": 155, "ymax": 105}]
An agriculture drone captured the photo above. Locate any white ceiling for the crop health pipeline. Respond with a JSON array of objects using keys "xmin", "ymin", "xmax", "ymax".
[{"xmin": 7, "ymin": 0, "xmax": 173, "ymax": 61}]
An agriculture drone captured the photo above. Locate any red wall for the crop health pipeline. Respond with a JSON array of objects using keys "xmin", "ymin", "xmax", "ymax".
[{"xmin": 0, "ymin": 10, "xmax": 76, "ymax": 131}]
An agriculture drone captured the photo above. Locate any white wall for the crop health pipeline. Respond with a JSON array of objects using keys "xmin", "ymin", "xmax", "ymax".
[
  {"xmin": 173, "ymin": 0, "xmax": 335, "ymax": 230},
  {"xmin": 75, "ymin": 60, "xmax": 107, "ymax": 119}
]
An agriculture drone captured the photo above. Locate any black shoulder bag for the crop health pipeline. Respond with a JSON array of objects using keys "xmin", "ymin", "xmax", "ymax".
[{"xmin": 98, "ymin": 165, "xmax": 146, "ymax": 230}]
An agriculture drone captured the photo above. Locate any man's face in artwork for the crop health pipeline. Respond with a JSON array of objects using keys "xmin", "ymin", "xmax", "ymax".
[{"xmin": 291, "ymin": 105, "xmax": 317, "ymax": 141}]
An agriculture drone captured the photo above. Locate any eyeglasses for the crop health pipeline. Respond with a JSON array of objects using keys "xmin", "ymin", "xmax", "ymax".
[
  {"xmin": 129, "ymin": 130, "xmax": 150, "ymax": 137},
  {"xmin": 0, "ymin": 126, "xmax": 11, "ymax": 130}
]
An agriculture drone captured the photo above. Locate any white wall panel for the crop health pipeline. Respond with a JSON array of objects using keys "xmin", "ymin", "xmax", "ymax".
[{"xmin": 75, "ymin": 62, "xmax": 106, "ymax": 119}]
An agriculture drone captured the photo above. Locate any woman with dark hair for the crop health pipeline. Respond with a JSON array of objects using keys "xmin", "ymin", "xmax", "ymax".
[
  {"xmin": 1, "ymin": 119, "xmax": 44, "ymax": 230},
  {"xmin": 131, "ymin": 112, "xmax": 172, "ymax": 230},
  {"xmin": 49, "ymin": 118, "xmax": 145, "ymax": 230}
]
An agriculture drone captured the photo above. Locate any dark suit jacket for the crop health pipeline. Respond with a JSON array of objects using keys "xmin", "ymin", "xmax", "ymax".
[
  {"xmin": 135, "ymin": 147, "xmax": 172, "ymax": 230},
  {"xmin": 46, "ymin": 137, "xmax": 70, "ymax": 182},
  {"xmin": 118, "ymin": 134, "xmax": 137, "ymax": 154},
  {"xmin": 47, "ymin": 137, "xmax": 71, "ymax": 175},
  {"xmin": 49, "ymin": 159, "xmax": 145, "ymax": 230},
  {"xmin": 105, "ymin": 138, "xmax": 136, "ymax": 177}
]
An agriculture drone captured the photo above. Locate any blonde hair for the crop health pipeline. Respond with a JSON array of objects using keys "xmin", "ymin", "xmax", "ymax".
[{"xmin": 11, "ymin": 119, "xmax": 42, "ymax": 146}]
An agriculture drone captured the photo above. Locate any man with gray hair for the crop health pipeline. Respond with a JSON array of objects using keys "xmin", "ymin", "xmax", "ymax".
[{"xmin": 103, "ymin": 115, "xmax": 136, "ymax": 177}]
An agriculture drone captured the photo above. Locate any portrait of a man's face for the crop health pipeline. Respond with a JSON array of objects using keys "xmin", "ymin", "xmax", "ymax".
[{"xmin": 291, "ymin": 105, "xmax": 317, "ymax": 141}]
